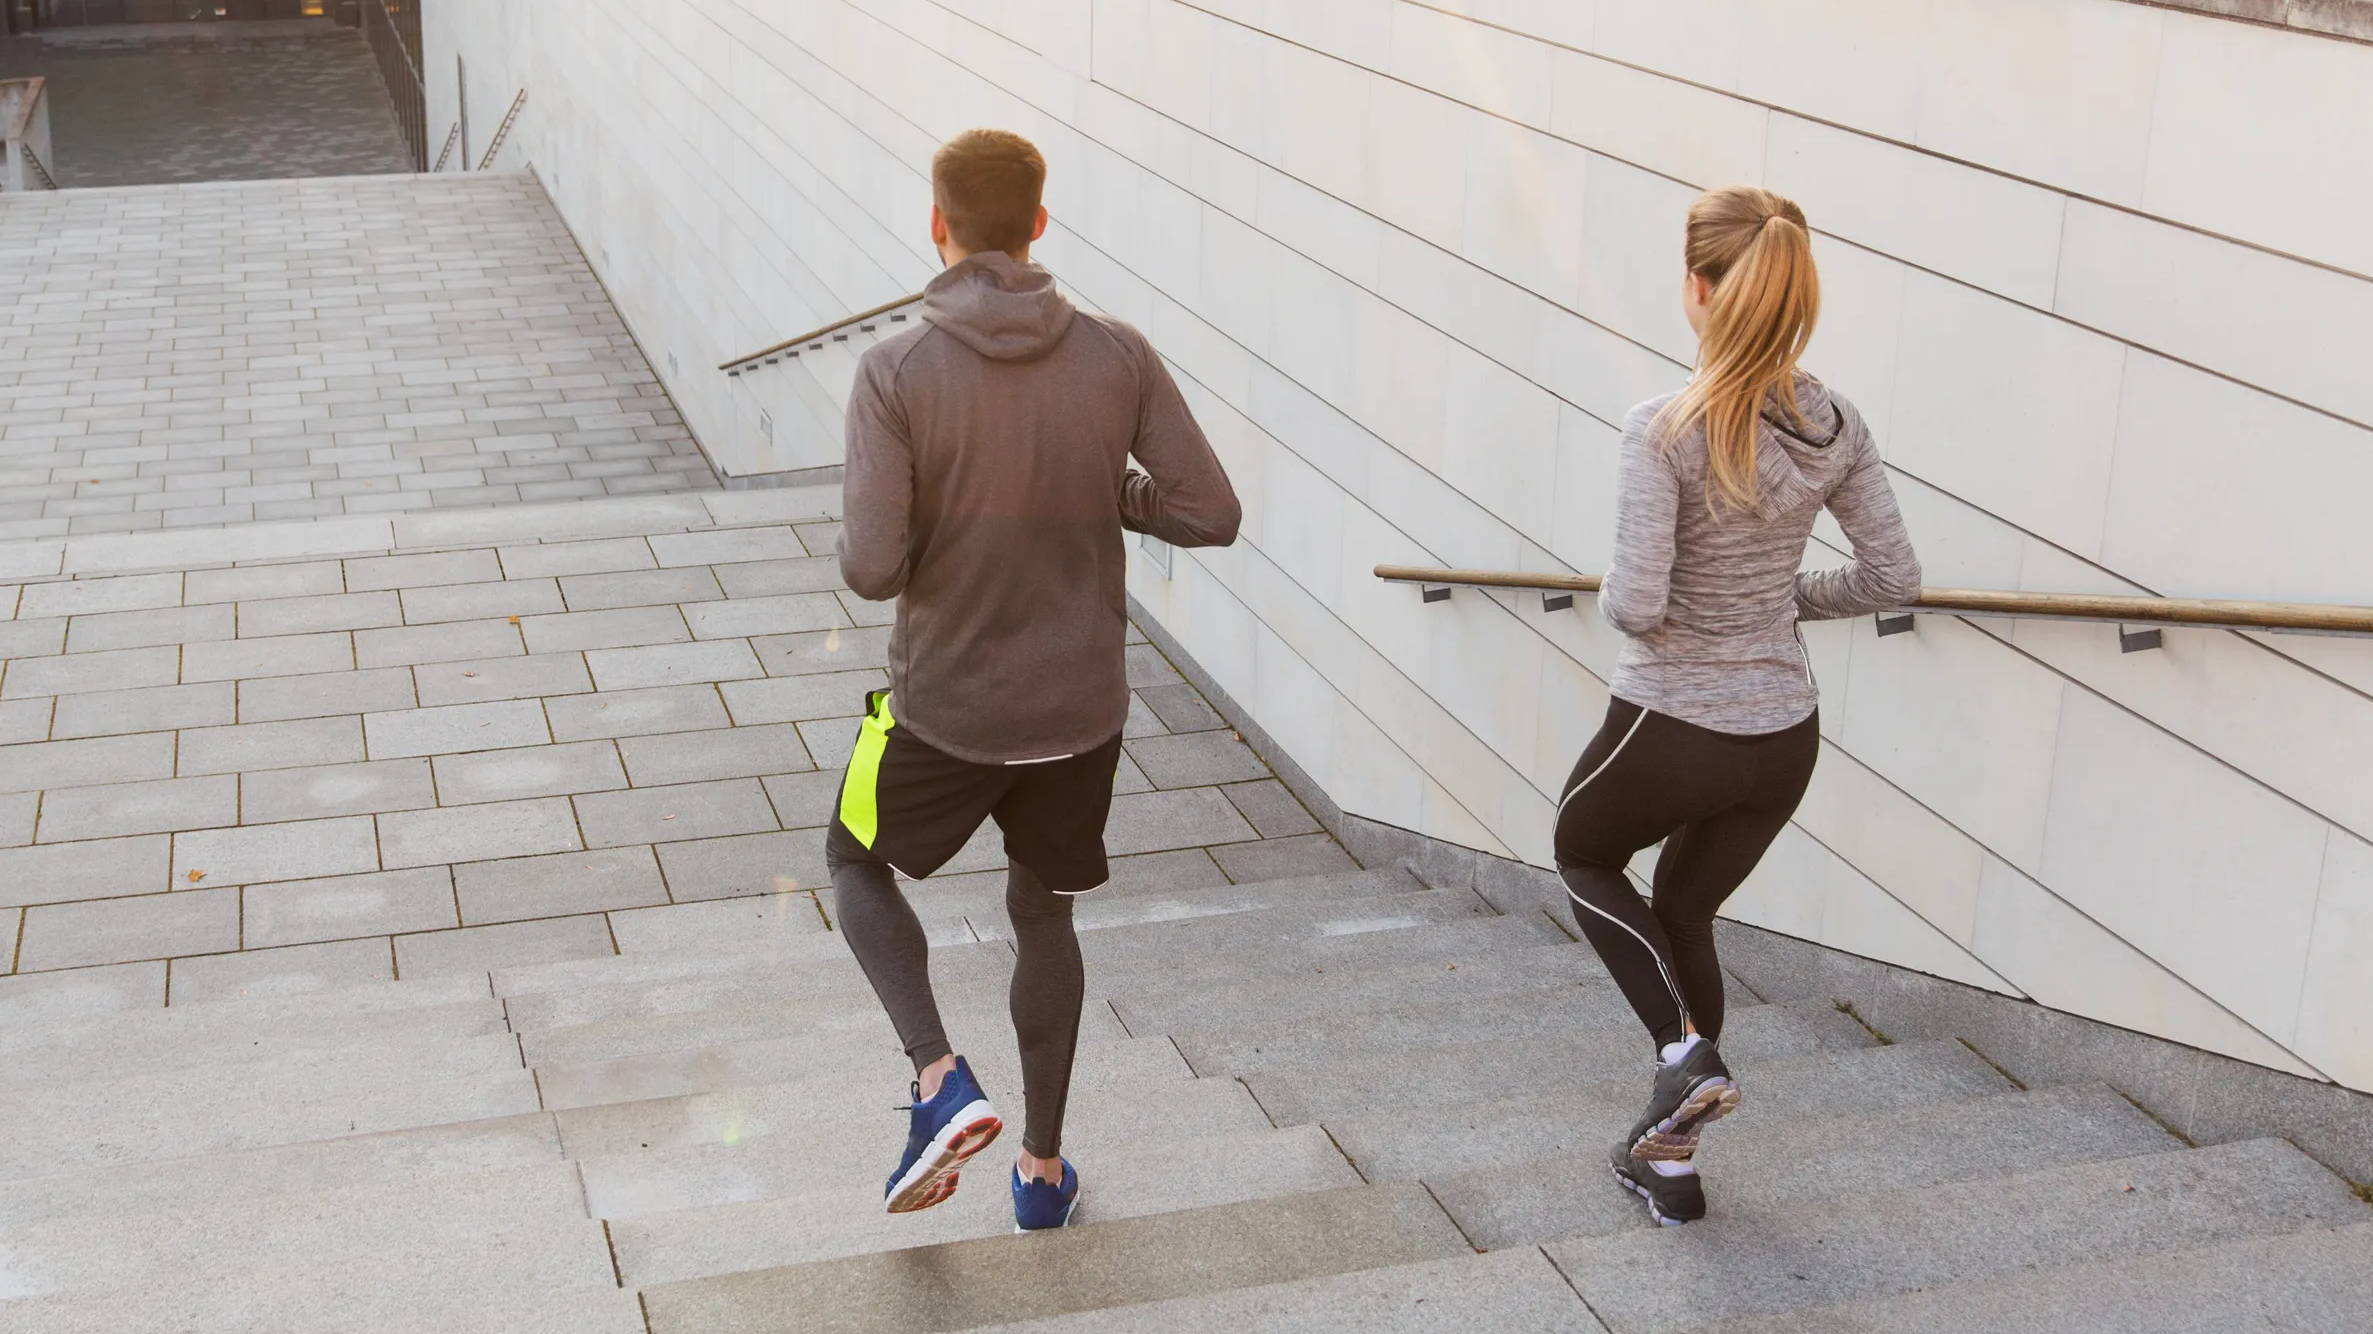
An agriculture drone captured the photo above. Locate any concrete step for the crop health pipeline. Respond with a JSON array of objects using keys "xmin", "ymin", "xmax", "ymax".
[
  {"xmin": 965, "ymin": 867, "xmax": 1424, "ymax": 941},
  {"xmin": 0, "ymin": 997, "xmax": 510, "ymax": 1090},
  {"xmin": 1, "ymin": 1111, "xmax": 562, "ymax": 1232},
  {"xmin": 580, "ymin": 1073, "xmax": 1269, "ymax": 1219},
  {"xmin": 971, "ymin": 1247, "xmax": 1608, "ymax": 1332},
  {"xmin": 1542, "ymin": 1138, "xmax": 2366, "ymax": 1333},
  {"xmin": 491, "ymin": 919, "xmax": 942, "ymax": 1000},
  {"xmin": 1243, "ymin": 1001, "xmax": 1870, "ymax": 1125},
  {"xmin": 529, "ymin": 997, "xmax": 1133, "ymax": 1110},
  {"xmin": 615, "ymin": 1122, "xmax": 1362, "ymax": 1286},
  {"xmin": 0, "ymin": 1060, "xmax": 538, "ymax": 1180},
  {"xmin": 501, "ymin": 936, "xmax": 1007, "ymax": 1031},
  {"xmin": 1107, "ymin": 938, "xmax": 1612, "ymax": 1033},
  {"xmin": 1432, "ymin": 1080, "xmax": 2182, "ymax": 1250},
  {"xmin": 637, "ymin": 1180, "xmax": 1471, "ymax": 1333},
  {"xmin": 1072, "ymin": 890, "xmax": 1519, "ymax": 970},
  {"xmin": 1332, "ymin": 1038, "xmax": 2014, "ymax": 1181},
  {"xmin": 0, "ymin": 1161, "xmax": 587, "ymax": 1299},
  {"xmin": 0, "ymin": 1225, "xmax": 625, "ymax": 1334},
  {"xmin": 2, "ymin": 1026, "xmax": 523, "ymax": 1101},
  {"xmin": 1, "ymin": 970, "xmax": 490, "ymax": 1036},
  {"xmin": 551, "ymin": 1033, "xmax": 1195, "ymax": 1158},
  {"xmin": 1727, "ymin": 1220, "xmax": 2373, "ymax": 1333}
]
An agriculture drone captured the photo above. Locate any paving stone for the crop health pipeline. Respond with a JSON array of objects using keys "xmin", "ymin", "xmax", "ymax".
[
  {"xmin": 1138, "ymin": 682, "xmax": 1225, "ymax": 733},
  {"xmin": 1104, "ymin": 787, "xmax": 1261, "ymax": 856},
  {"xmin": 586, "ymin": 639, "xmax": 764, "ymax": 691},
  {"xmin": 380, "ymin": 797, "xmax": 583, "ymax": 870},
  {"xmin": 183, "ymin": 560, "xmax": 345, "ymax": 605},
  {"xmin": 0, "ymin": 616, "xmax": 66, "ymax": 660},
  {"xmin": 761, "ymin": 769, "xmax": 845, "ymax": 830},
  {"xmin": 15, "ymin": 572, "xmax": 182, "ymax": 619},
  {"xmin": 498, "ymin": 536, "xmax": 657, "ymax": 580},
  {"xmin": 655, "ymin": 827, "xmax": 831, "ymax": 901},
  {"xmin": 0, "ymin": 960, "xmax": 165, "ymax": 1019},
  {"xmin": 237, "ymin": 590, "xmax": 403, "ymax": 638},
  {"xmin": 1211, "ymin": 833, "xmax": 1359, "ymax": 883},
  {"xmin": 0, "ymin": 834, "xmax": 171, "ymax": 908},
  {"xmin": 414, "ymin": 651, "xmax": 593, "ymax": 707},
  {"xmin": 396, "ymin": 914, "xmax": 617, "ymax": 979},
  {"xmin": 796, "ymin": 717, "xmax": 861, "ymax": 769},
  {"xmin": 521, "ymin": 605, "xmax": 689, "ymax": 654},
  {"xmin": 364, "ymin": 699, "xmax": 550, "ymax": 759},
  {"xmin": 243, "ymin": 867, "xmax": 460, "ymax": 949},
  {"xmin": 18, "ymin": 888, "xmax": 240, "ymax": 972},
  {"xmin": 1119, "ymin": 752, "xmax": 1156, "ymax": 795},
  {"xmin": 238, "ymin": 666, "xmax": 416, "ymax": 722},
  {"xmin": 36, "ymin": 774, "xmax": 239, "ymax": 844},
  {"xmin": 454, "ymin": 846, "xmax": 669, "ymax": 925},
  {"xmin": 681, "ymin": 592, "xmax": 849, "ymax": 640},
  {"xmin": 617, "ymin": 722, "xmax": 814, "ymax": 787},
  {"xmin": 180, "ymin": 716, "xmax": 366, "ymax": 779},
  {"xmin": 51, "ymin": 680, "xmax": 237, "ymax": 739},
  {"xmin": 354, "ymin": 617, "xmax": 526, "ymax": 669},
  {"xmin": 3, "ymin": 644, "xmax": 180, "ymax": 698},
  {"xmin": 718, "ymin": 669, "xmax": 885, "ymax": 725},
  {"xmin": 64, "ymin": 602, "xmax": 236, "ymax": 653},
  {"xmin": 545, "ymin": 683, "xmax": 731, "ymax": 742},
  {"xmin": 401, "ymin": 577, "xmax": 565, "ymax": 625},
  {"xmin": 1221, "ymin": 779, "xmax": 1323, "ymax": 839},
  {"xmin": 433, "ymin": 741, "xmax": 628, "ymax": 804},
  {"xmin": 1122, "ymin": 692, "xmax": 1165, "ymax": 739},
  {"xmin": 711, "ymin": 555, "xmax": 842, "ymax": 597},
  {"xmin": 0, "ymin": 790, "xmax": 34, "ymax": 848},
  {"xmin": 793, "ymin": 521, "xmax": 843, "ymax": 556},
  {"xmin": 344, "ymin": 549, "xmax": 503, "ymax": 592},
  {"xmin": 753, "ymin": 625, "xmax": 893, "ymax": 676},
  {"xmin": 606, "ymin": 888, "xmax": 833, "ymax": 955},
  {"xmin": 0, "ymin": 730, "xmax": 177, "ymax": 793},
  {"xmin": 836, "ymin": 590, "xmax": 896, "ymax": 627},
  {"xmin": 1127, "ymin": 730, "xmax": 1269, "ymax": 788},
  {"xmin": 0, "ymin": 698, "xmax": 53, "ymax": 746},
  {"xmin": 560, "ymin": 566, "xmax": 722, "ymax": 611},
  {"xmin": 648, "ymin": 527, "xmax": 805, "ymax": 567},
  {"xmin": 241, "ymin": 757, "xmax": 437, "ymax": 823},
  {"xmin": 1125, "ymin": 642, "xmax": 1184, "ymax": 689},
  {"xmin": 169, "ymin": 936, "xmax": 397, "ymax": 1004},
  {"xmin": 173, "ymin": 815, "xmax": 380, "ymax": 887},
  {"xmin": 182, "ymin": 630, "xmax": 354, "ymax": 682},
  {"xmin": 577, "ymin": 779, "xmax": 779, "ymax": 848}
]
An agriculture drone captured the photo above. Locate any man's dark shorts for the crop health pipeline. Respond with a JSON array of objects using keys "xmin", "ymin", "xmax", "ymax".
[{"xmin": 824, "ymin": 690, "xmax": 1124, "ymax": 894}]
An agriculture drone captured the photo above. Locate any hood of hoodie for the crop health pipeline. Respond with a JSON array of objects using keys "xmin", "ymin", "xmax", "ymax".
[
  {"xmin": 1746, "ymin": 373, "xmax": 1849, "ymax": 520},
  {"xmin": 920, "ymin": 253, "xmax": 1078, "ymax": 362}
]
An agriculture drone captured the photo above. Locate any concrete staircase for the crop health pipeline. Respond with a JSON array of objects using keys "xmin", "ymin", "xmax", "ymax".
[{"xmin": 3, "ymin": 865, "xmax": 2367, "ymax": 1330}]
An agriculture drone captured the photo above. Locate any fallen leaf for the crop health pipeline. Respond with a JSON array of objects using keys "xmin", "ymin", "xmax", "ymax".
[
  {"xmin": 507, "ymin": 616, "xmax": 521, "ymax": 624},
  {"xmin": 661, "ymin": 813, "xmax": 677, "ymax": 821},
  {"xmin": 461, "ymin": 671, "xmax": 478, "ymax": 678},
  {"xmin": 187, "ymin": 870, "xmax": 206, "ymax": 883}
]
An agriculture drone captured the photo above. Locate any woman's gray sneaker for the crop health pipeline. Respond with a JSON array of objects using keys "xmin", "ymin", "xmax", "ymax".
[
  {"xmin": 1625, "ymin": 1039, "xmax": 1740, "ymax": 1160},
  {"xmin": 1609, "ymin": 1144, "xmax": 1707, "ymax": 1226}
]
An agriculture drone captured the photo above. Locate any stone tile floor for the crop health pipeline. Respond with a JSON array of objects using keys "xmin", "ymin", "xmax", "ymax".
[
  {"xmin": 0, "ymin": 493, "xmax": 1354, "ymax": 1002},
  {"xmin": 0, "ymin": 20, "xmax": 414, "ymax": 187},
  {"xmin": 0, "ymin": 171, "xmax": 719, "ymax": 541}
]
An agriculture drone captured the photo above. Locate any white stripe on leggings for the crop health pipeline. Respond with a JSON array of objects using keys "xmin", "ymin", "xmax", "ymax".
[{"xmin": 1555, "ymin": 705, "xmax": 1689, "ymax": 1023}]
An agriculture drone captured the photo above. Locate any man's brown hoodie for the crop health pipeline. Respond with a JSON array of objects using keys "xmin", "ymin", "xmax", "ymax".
[{"xmin": 837, "ymin": 253, "xmax": 1241, "ymax": 765}]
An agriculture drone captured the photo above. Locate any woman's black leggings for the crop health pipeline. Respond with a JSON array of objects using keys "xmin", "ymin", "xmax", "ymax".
[{"xmin": 1554, "ymin": 698, "xmax": 1820, "ymax": 1051}]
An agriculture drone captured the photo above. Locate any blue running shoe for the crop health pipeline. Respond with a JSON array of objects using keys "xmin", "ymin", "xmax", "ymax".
[
  {"xmin": 884, "ymin": 1056, "xmax": 1003, "ymax": 1214},
  {"xmin": 1012, "ymin": 1159, "xmax": 1080, "ymax": 1232}
]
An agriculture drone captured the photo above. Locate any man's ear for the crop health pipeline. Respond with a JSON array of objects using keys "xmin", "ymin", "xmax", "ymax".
[
  {"xmin": 930, "ymin": 203, "xmax": 950, "ymax": 248},
  {"xmin": 1030, "ymin": 206, "xmax": 1050, "ymax": 243}
]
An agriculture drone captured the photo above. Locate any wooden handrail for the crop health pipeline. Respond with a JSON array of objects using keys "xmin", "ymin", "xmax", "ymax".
[
  {"xmin": 1373, "ymin": 565, "xmax": 2373, "ymax": 636},
  {"xmin": 720, "ymin": 293, "xmax": 927, "ymax": 373}
]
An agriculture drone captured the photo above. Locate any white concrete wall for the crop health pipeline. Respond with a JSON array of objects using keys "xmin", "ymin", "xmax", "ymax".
[{"xmin": 427, "ymin": 0, "xmax": 2373, "ymax": 1093}]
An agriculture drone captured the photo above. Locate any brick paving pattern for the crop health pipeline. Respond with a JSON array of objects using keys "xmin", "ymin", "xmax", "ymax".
[
  {"xmin": 0, "ymin": 21, "xmax": 414, "ymax": 188},
  {"xmin": 0, "ymin": 172, "xmax": 718, "ymax": 541},
  {"xmin": 0, "ymin": 504, "xmax": 1349, "ymax": 993}
]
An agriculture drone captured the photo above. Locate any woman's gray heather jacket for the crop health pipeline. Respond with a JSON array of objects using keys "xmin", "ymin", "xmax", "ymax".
[{"xmin": 1599, "ymin": 374, "xmax": 1921, "ymax": 736}]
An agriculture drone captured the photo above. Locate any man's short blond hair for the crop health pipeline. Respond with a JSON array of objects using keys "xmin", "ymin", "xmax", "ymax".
[{"xmin": 932, "ymin": 129, "xmax": 1047, "ymax": 256}]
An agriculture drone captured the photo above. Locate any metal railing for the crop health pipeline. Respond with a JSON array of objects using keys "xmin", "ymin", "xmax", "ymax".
[
  {"xmin": 431, "ymin": 121, "xmax": 460, "ymax": 172},
  {"xmin": 720, "ymin": 292, "xmax": 927, "ymax": 376},
  {"xmin": 1374, "ymin": 564, "xmax": 2373, "ymax": 643},
  {"xmin": 1, "ymin": 75, "xmax": 54, "ymax": 192},
  {"xmin": 363, "ymin": 0, "xmax": 427, "ymax": 171},
  {"xmin": 475, "ymin": 89, "xmax": 527, "ymax": 171}
]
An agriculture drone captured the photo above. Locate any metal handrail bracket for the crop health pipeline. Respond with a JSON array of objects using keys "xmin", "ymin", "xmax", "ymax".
[
  {"xmin": 721, "ymin": 293, "xmax": 927, "ymax": 374},
  {"xmin": 1373, "ymin": 564, "xmax": 2373, "ymax": 638}
]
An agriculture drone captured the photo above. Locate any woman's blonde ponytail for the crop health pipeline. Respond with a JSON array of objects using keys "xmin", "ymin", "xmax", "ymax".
[{"xmin": 1651, "ymin": 188, "xmax": 1823, "ymax": 514}]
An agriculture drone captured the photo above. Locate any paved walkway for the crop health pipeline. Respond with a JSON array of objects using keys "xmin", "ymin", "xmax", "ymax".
[
  {"xmin": 0, "ymin": 20, "xmax": 413, "ymax": 187},
  {"xmin": 0, "ymin": 488, "xmax": 1350, "ymax": 1002},
  {"xmin": 0, "ymin": 172, "xmax": 717, "ymax": 541}
]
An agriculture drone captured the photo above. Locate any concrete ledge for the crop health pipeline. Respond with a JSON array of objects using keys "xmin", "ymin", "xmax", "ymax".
[
  {"xmin": 1126, "ymin": 590, "xmax": 2372, "ymax": 1189},
  {"xmin": 721, "ymin": 464, "xmax": 844, "ymax": 492},
  {"xmin": 2132, "ymin": 0, "xmax": 2373, "ymax": 41}
]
